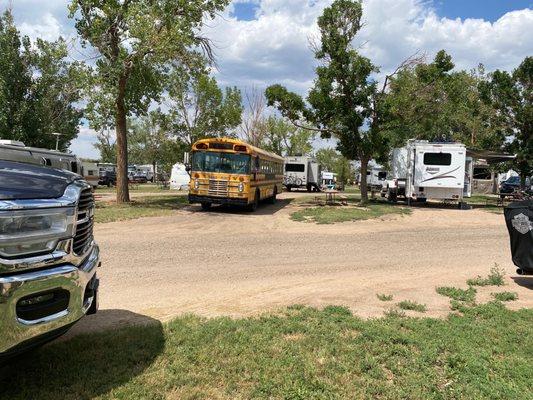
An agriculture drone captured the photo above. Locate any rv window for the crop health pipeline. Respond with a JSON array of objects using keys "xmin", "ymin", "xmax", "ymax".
[
  {"xmin": 70, "ymin": 161, "xmax": 78, "ymax": 173},
  {"xmin": 44, "ymin": 158, "xmax": 52, "ymax": 166},
  {"xmin": 378, "ymin": 171, "xmax": 387, "ymax": 179},
  {"xmin": 88, "ymin": 170, "xmax": 94, "ymax": 176},
  {"xmin": 423, "ymin": 152, "xmax": 452, "ymax": 166},
  {"xmin": 285, "ymin": 163, "xmax": 305, "ymax": 172}
]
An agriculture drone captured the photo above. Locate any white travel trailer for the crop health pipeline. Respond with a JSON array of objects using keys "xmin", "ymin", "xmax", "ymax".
[
  {"xmin": 382, "ymin": 140, "xmax": 472, "ymax": 205},
  {"xmin": 361, "ymin": 166, "xmax": 387, "ymax": 189},
  {"xmin": 0, "ymin": 139, "xmax": 82, "ymax": 174},
  {"xmin": 81, "ymin": 161, "xmax": 99, "ymax": 188},
  {"xmin": 284, "ymin": 156, "xmax": 322, "ymax": 192},
  {"xmin": 170, "ymin": 162, "xmax": 190, "ymax": 190}
]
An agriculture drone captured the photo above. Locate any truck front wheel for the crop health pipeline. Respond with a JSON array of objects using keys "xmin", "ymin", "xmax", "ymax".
[{"xmin": 388, "ymin": 188, "xmax": 398, "ymax": 203}]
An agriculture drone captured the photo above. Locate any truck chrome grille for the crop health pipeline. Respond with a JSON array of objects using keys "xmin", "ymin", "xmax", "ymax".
[
  {"xmin": 208, "ymin": 179, "xmax": 228, "ymax": 196},
  {"xmin": 73, "ymin": 188, "xmax": 94, "ymax": 255}
]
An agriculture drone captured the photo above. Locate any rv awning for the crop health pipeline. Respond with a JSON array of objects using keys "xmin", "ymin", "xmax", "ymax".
[{"xmin": 466, "ymin": 149, "xmax": 516, "ymax": 164}]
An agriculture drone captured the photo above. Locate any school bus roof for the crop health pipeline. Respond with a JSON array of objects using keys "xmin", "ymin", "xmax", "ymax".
[{"xmin": 192, "ymin": 138, "xmax": 284, "ymax": 162}]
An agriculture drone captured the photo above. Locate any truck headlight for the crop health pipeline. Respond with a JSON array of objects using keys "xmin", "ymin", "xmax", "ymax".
[
  {"xmin": 0, "ymin": 208, "xmax": 75, "ymax": 258},
  {"xmin": 238, "ymin": 182, "xmax": 244, "ymax": 192},
  {"xmin": 194, "ymin": 179, "xmax": 200, "ymax": 190}
]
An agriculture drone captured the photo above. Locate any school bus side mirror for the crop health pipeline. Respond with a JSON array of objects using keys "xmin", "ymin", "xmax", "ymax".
[{"xmin": 185, "ymin": 164, "xmax": 191, "ymax": 172}]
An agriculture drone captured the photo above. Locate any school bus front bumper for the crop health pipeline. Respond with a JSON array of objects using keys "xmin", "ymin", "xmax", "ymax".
[{"xmin": 188, "ymin": 194, "xmax": 249, "ymax": 206}]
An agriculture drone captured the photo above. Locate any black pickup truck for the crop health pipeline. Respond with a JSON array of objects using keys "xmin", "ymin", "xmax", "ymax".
[{"xmin": 0, "ymin": 161, "xmax": 100, "ymax": 360}]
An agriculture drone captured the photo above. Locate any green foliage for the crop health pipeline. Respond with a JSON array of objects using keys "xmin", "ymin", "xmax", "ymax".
[
  {"xmin": 265, "ymin": 0, "xmax": 380, "ymax": 202},
  {"xmin": 383, "ymin": 51, "xmax": 505, "ymax": 151},
  {"xmin": 492, "ymin": 292, "xmax": 518, "ymax": 302},
  {"xmin": 167, "ymin": 69, "xmax": 242, "ymax": 145},
  {"xmin": 436, "ymin": 286, "xmax": 477, "ymax": 303},
  {"xmin": 260, "ymin": 116, "xmax": 315, "ymax": 156},
  {"xmin": 397, "ymin": 301, "xmax": 427, "ymax": 313},
  {"xmin": 0, "ymin": 10, "xmax": 83, "ymax": 150},
  {"xmin": 377, "ymin": 294, "xmax": 393, "ymax": 302},
  {"xmin": 480, "ymin": 56, "xmax": 533, "ymax": 181},
  {"xmin": 3, "ymin": 305, "xmax": 532, "ymax": 399},
  {"xmin": 467, "ymin": 265, "xmax": 505, "ymax": 287}
]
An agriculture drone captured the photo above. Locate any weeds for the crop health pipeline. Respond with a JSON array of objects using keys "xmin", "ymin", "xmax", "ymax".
[
  {"xmin": 436, "ymin": 286, "xmax": 477, "ymax": 303},
  {"xmin": 492, "ymin": 292, "xmax": 518, "ymax": 302},
  {"xmin": 377, "ymin": 293, "xmax": 393, "ymax": 301},
  {"xmin": 467, "ymin": 265, "xmax": 505, "ymax": 287},
  {"xmin": 397, "ymin": 300, "xmax": 427, "ymax": 313}
]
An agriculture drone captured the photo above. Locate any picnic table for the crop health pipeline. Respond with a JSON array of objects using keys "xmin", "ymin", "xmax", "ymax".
[{"xmin": 324, "ymin": 189, "xmax": 339, "ymax": 204}]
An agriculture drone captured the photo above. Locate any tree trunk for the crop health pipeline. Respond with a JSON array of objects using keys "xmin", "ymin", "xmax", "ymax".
[
  {"xmin": 360, "ymin": 157, "xmax": 369, "ymax": 204},
  {"xmin": 115, "ymin": 75, "xmax": 130, "ymax": 203}
]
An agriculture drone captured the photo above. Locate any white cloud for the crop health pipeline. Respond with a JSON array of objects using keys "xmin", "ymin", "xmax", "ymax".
[
  {"xmin": 2, "ymin": 0, "xmax": 533, "ymax": 158},
  {"xmin": 69, "ymin": 127, "xmax": 100, "ymax": 160}
]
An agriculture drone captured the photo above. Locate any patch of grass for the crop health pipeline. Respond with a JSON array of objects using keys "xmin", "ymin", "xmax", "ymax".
[
  {"xmin": 290, "ymin": 203, "xmax": 411, "ymax": 224},
  {"xmin": 397, "ymin": 300, "xmax": 427, "ymax": 313},
  {"xmin": 95, "ymin": 183, "xmax": 170, "ymax": 194},
  {"xmin": 492, "ymin": 292, "xmax": 518, "ymax": 302},
  {"xmin": 377, "ymin": 293, "xmax": 393, "ymax": 302},
  {"xmin": 467, "ymin": 265, "xmax": 506, "ymax": 287},
  {"xmin": 2, "ymin": 304, "xmax": 532, "ymax": 400},
  {"xmin": 95, "ymin": 195, "xmax": 187, "ymax": 223},
  {"xmin": 383, "ymin": 308, "xmax": 405, "ymax": 318},
  {"xmin": 436, "ymin": 286, "xmax": 477, "ymax": 303}
]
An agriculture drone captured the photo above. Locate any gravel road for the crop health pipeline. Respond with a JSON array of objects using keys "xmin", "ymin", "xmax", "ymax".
[{"xmin": 69, "ymin": 193, "xmax": 533, "ymax": 336}]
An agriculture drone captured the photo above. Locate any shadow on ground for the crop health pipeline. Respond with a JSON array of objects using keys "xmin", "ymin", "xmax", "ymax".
[
  {"xmin": 511, "ymin": 276, "xmax": 533, "ymax": 290},
  {"xmin": 186, "ymin": 198, "xmax": 294, "ymax": 215},
  {"xmin": 0, "ymin": 310, "xmax": 163, "ymax": 400}
]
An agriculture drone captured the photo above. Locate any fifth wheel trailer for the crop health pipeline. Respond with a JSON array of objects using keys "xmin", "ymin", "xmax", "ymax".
[
  {"xmin": 382, "ymin": 140, "xmax": 473, "ymax": 205},
  {"xmin": 284, "ymin": 156, "xmax": 322, "ymax": 192}
]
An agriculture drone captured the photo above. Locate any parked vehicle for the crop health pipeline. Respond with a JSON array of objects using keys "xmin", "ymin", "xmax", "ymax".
[
  {"xmin": 188, "ymin": 138, "xmax": 284, "ymax": 211},
  {"xmin": 136, "ymin": 165, "xmax": 155, "ymax": 182},
  {"xmin": 361, "ymin": 166, "xmax": 387, "ymax": 190},
  {"xmin": 284, "ymin": 156, "xmax": 322, "ymax": 192},
  {"xmin": 170, "ymin": 163, "xmax": 190, "ymax": 190},
  {"xmin": 129, "ymin": 171, "xmax": 148, "ymax": 184},
  {"xmin": 500, "ymin": 176, "xmax": 531, "ymax": 195},
  {"xmin": 81, "ymin": 161, "xmax": 99, "ymax": 189},
  {"xmin": 322, "ymin": 171, "xmax": 338, "ymax": 190},
  {"xmin": 0, "ymin": 139, "xmax": 82, "ymax": 174},
  {"xmin": 0, "ymin": 161, "xmax": 100, "ymax": 360},
  {"xmin": 382, "ymin": 140, "xmax": 473, "ymax": 206},
  {"xmin": 98, "ymin": 170, "xmax": 116, "ymax": 187}
]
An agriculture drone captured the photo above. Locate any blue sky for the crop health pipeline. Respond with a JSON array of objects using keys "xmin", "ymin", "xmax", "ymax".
[{"xmin": 1, "ymin": 0, "xmax": 532, "ymax": 158}]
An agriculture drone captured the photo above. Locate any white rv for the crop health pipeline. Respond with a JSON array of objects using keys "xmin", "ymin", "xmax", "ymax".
[
  {"xmin": 382, "ymin": 140, "xmax": 473, "ymax": 205},
  {"xmin": 81, "ymin": 161, "xmax": 99, "ymax": 189},
  {"xmin": 284, "ymin": 156, "xmax": 322, "ymax": 192},
  {"xmin": 0, "ymin": 139, "xmax": 82, "ymax": 174},
  {"xmin": 362, "ymin": 166, "xmax": 387, "ymax": 189},
  {"xmin": 170, "ymin": 162, "xmax": 190, "ymax": 190}
]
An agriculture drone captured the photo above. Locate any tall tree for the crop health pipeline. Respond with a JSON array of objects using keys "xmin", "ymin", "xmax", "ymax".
[
  {"xmin": 93, "ymin": 128, "xmax": 116, "ymax": 163},
  {"xmin": 315, "ymin": 148, "xmax": 353, "ymax": 186},
  {"xmin": 0, "ymin": 10, "xmax": 83, "ymax": 150},
  {"xmin": 480, "ymin": 57, "xmax": 532, "ymax": 186},
  {"xmin": 261, "ymin": 116, "xmax": 314, "ymax": 156},
  {"xmin": 266, "ymin": 0, "xmax": 378, "ymax": 203},
  {"xmin": 382, "ymin": 51, "xmax": 504, "ymax": 151},
  {"xmin": 166, "ymin": 69, "xmax": 242, "ymax": 145},
  {"xmin": 240, "ymin": 87, "xmax": 268, "ymax": 147},
  {"xmin": 69, "ymin": 0, "xmax": 230, "ymax": 203}
]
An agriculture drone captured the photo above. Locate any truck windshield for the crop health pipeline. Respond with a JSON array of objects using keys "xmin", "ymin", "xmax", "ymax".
[{"xmin": 192, "ymin": 152, "xmax": 250, "ymax": 174}]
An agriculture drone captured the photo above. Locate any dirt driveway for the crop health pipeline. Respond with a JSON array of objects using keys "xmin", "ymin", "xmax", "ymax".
[{"xmin": 70, "ymin": 192, "xmax": 532, "ymax": 335}]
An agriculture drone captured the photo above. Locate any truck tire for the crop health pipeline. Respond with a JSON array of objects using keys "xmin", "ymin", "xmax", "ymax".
[{"xmin": 306, "ymin": 184, "xmax": 312, "ymax": 192}]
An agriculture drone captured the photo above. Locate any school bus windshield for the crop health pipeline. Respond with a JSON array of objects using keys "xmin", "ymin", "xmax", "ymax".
[{"xmin": 192, "ymin": 151, "xmax": 251, "ymax": 174}]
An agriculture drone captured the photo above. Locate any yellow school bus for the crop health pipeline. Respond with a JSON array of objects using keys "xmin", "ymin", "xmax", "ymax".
[{"xmin": 188, "ymin": 138, "xmax": 284, "ymax": 211}]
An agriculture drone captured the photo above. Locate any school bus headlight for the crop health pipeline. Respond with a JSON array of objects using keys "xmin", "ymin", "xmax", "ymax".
[
  {"xmin": 238, "ymin": 182, "xmax": 244, "ymax": 192},
  {"xmin": 194, "ymin": 179, "xmax": 199, "ymax": 190}
]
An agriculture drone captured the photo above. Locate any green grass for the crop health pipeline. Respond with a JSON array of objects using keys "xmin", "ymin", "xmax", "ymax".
[
  {"xmin": 397, "ymin": 300, "xmax": 427, "ymax": 313},
  {"xmin": 436, "ymin": 286, "xmax": 477, "ymax": 303},
  {"xmin": 377, "ymin": 293, "xmax": 393, "ymax": 302},
  {"xmin": 467, "ymin": 265, "xmax": 506, "ymax": 287},
  {"xmin": 290, "ymin": 203, "xmax": 411, "ymax": 224},
  {"xmin": 95, "ymin": 183, "xmax": 171, "ymax": 194},
  {"xmin": 95, "ymin": 195, "xmax": 188, "ymax": 223},
  {"xmin": 2, "ymin": 303, "xmax": 532, "ymax": 400},
  {"xmin": 492, "ymin": 292, "xmax": 518, "ymax": 302}
]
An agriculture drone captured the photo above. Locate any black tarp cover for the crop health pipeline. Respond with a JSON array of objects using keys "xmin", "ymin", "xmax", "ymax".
[{"xmin": 504, "ymin": 200, "xmax": 533, "ymax": 272}]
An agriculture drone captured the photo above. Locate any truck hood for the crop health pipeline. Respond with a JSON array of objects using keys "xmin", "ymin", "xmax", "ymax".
[{"xmin": 0, "ymin": 160, "xmax": 80, "ymax": 200}]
